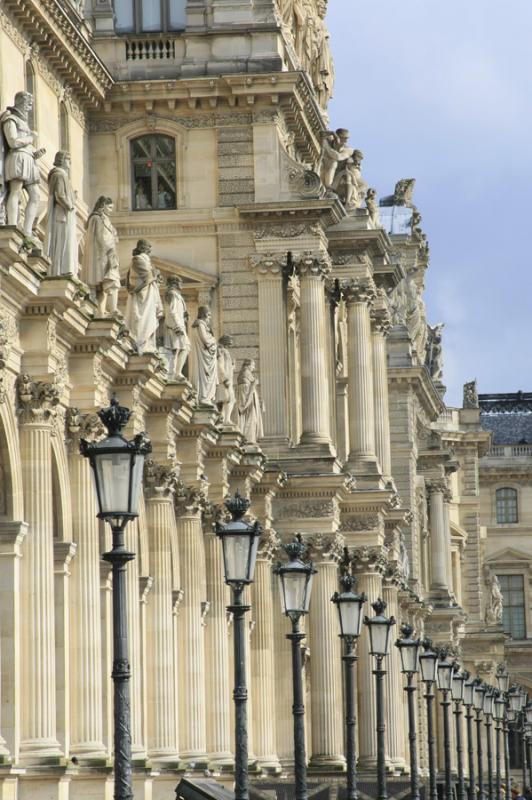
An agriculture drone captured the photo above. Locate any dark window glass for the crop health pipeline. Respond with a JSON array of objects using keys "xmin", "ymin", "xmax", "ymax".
[
  {"xmin": 131, "ymin": 134, "xmax": 176, "ymax": 211},
  {"xmin": 496, "ymin": 487, "xmax": 518, "ymax": 524},
  {"xmin": 114, "ymin": 0, "xmax": 186, "ymax": 33},
  {"xmin": 498, "ymin": 574, "xmax": 526, "ymax": 640}
]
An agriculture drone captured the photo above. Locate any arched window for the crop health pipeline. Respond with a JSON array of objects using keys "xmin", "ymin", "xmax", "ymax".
[
  {"xmin": 59, "ymin": 102, "xmax": 69, "ymax": 151},
  {"xmin": 131, "ymin": 134, "xmax": 176, "ymax": 211},
  {"xmin": 496, "ymin": 487, "xmax": 518, "ymax": 524},
  {"xmin": 114, "ymin": 0, "xmax": 186, "ymax": 33},
  {"xmin": 25, "ymin": 61, "xmax": 36, "ymax": 130}
]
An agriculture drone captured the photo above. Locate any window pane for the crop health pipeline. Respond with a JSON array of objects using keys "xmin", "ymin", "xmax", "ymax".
[
  {"xmin": 496, "ymin": 487, "xmax": 518, "ymax": 523},
  {"xmin": 168, "ymin": 0, "xmax": 186, "ymax": 28},
  {"xmin": 134, "ymin": 175, "xmax": 153, "ymax": 210},
  {"xmin": 154, "ymin": 136, "xmax": 174, "ymax": 158},
  {"xmin": 132, "ymin": 136, "xmax": 153, "ymax": 160},
  {"xmin": 114, "ymin": 0, "xmax": 134, "ymax": 31},
  {"xmin": 131, "ymin": 134, "xmax": 176, "ymax": 211},
  {"xmin": 155, "ymin": 162, "xmax": 176, "ymax": 209},
  {"xmin": 142, "ymin": 0, "xmax": 162, "ymax": 31},
  {"xmin": 498, "ymin": 573, "xmax": 526, "ymax": 640}
]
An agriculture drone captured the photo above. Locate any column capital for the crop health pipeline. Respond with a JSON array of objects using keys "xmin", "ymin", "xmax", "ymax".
[
  {"xmin": 341, "ymin": 277, "xmax": 376, "ymax": 306},
  {"xmin": 66, "ymin": 407, "xmax": 106, "ymax": 451},
  {"xmin": 426, "ymin": 478, "xmax": 447, "ymax": 496},
  {"xmin": 17, "ymin": 374, "xmax": 60, "ymax": 424},
  {"xmin": 257, "ymin": 527, "xmax": 281, "ymax": 563},
  {"xmin": 249, "ymin": 252, "xmax": 286, "ymax": 276},
  {"xmin": 291, "ymin": 250, "xmax": 332, "ymax": 278},
  {"xmin": 174, "ymin": 483, "xmax": 208, "ymax": 516},
  {"xmin": 350, "ymin": 544, "xmax": 389, "ymax": 575},
  {"xmin": 370, "ymin": 306, "xmax": 392, "ymax": 336},
  {"xmin": 144, "ymin": 459, "xmax": 181, "ymax": 500},
  {"xmin": 306, "ymin": 531, "xmax": 344, "ymax": 563}
]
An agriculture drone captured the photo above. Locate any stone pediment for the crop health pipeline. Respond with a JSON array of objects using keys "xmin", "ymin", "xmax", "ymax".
[{"xmin": 484, "ymin": 547, "xmax": 532, "ymax": 567}]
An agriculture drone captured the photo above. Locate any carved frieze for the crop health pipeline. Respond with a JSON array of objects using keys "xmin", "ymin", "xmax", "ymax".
[
  {"xmin": 253, "ymin": 223, "xmax": 321, "ymax": 240},
  {"xmin": 277, "ymin": 499, "xmax": 335, "ymax": 518}
]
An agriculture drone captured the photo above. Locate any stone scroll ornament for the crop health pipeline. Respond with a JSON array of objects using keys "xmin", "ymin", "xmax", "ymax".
[
  {"xmin": 83, "ymin": 196, "xmax": 121, "ymax": 316},
  {"xmin": 0, "ymin": 91, "xmax": 46, "ymax": 239}
]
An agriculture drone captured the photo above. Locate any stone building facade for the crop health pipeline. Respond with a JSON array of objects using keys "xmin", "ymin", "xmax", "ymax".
[{"xmin": 0, "ymin": 1, "xmax": 520, "ymax": 798}]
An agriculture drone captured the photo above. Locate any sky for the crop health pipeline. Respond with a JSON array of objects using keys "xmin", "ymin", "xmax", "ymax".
[{"xmin": 327, "ymin": 0, "xmax": 532, "ymax": 407}]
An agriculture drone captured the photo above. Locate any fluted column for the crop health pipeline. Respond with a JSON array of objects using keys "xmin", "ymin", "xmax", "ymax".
[
  {"xmin": 67, "ymin": 412, "xmax": 106, "ymax": 761},
  {"xmin": 443, "ymin": 488, "xmax": 454, "ymax": 597},
  {"xmin": 308, "ymin": 533, "xmax": 345, "ymax": 770},
  {"xmin": 383, "ymin": 575, "xmax": 406, "ymax": 770},
  {"xmin": 18, "ymin": 381, "xmax": 63, "ymax": 762},
  {"xmin": 126, "ymin": 515, "xmax": 147, "ymax": 761},
  {"xmin": 293, "ymin": 252, "xmax": 332, "ymax": 448},
  {"xmin": 251, "ymin": 529, "xmax": 281, "ymax": 772},
  {"xmin": 145, "ymin": 462, "xmax": 180, "ymax": 763},
  {"xmin": 371, "ymin": 305, "xmax": 392, "ymax": 479},
  {"xmin": 176, "ymin": 488, "xmax": 207, "ymax": 762},
  {"xmin": 343, "ymin": 278, "xmax": 379, "ymax": 474},
  {"xmin": 428, "ymin": 480, "xmax": 451, "ymax": 598}
]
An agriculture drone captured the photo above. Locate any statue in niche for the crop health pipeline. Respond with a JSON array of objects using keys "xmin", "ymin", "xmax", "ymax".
[
  {"xmin": 334, "ymin": 149, "xmax": 368, "ymax": 210},
  {"xmin": 463, "ymin": 379, "xmax": 479, "ymax": 409},
  {"xmin": 125, "ymin": 239, "xmax": 163, "ymax": 354},
  {"xmin": 44, "ymin": 151, "xmax": 78, "ymax": 276},
  {"xmin": 83, "ymin": 196, "xmax": 121, "ymax": 316},
  {"xmin": 425, "ymin": 323, "xmax": 444, "ymax": 381},
  {"xmin": 485, "ymin": 574, "xmax": 503, "ymax": 626},
  {"xmin": 190, "ymin": 305, "xmax": 217, "ymax": 405},
  {"xmin": 237, "ymin": 359, "xmax": 264, "ymax": 445},
  {"xmin": 313, "ymin": 0, "xmax": 334, "ymax": 109},
  {"xmin": 319, "ymin": 128, "xmax": 353, "ymax": 190},
  {"xmin": 365, "ymin": 188, "xmax": 380, "ymax": 226},
  {"xmin": 163, "ymin": 276, "xmax": 190, "ymax": 380},
  {"xmin": 0, "ymin": 91, "xmax": 46, "ymax": 237},
  {"xmin": 216, "ymin": 335, "xmax": 236, "ymax": 424}
]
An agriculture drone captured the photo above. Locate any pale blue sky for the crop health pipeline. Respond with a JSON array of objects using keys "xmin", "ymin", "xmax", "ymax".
[{"xmin": 327, "ymin": 0, "xmax": 532, "ymax": 406}]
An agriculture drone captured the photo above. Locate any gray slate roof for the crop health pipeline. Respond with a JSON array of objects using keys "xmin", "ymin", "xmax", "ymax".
[{"xmin": 479, "ymin": 392, "xmax": 532, "ymax": 445}]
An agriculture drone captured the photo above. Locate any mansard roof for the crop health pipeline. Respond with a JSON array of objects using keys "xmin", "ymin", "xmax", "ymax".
[{"xmin": 479, "ymin": 392, "xmax": 532, "ymax": 445}]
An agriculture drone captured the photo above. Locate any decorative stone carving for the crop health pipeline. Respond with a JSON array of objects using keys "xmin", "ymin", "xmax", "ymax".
[
  {"xmin": 0, "ymin": 91, "xmax": 46, "ymax": 237},
  {"xmin": 278, "ymin": 499, "xmax": 335, "ymax": 518},
  {"xmin": 287, "ymin": 164, "xmax": 325, "ymax": 199},
  {"xmin": 318, "ymin": 128, "xmax": 353, "ymax": 190},
  {"xmin": 190, "ymin": 305, "xmax": 217, "ymax": 405},
  {"xmin": 425, "ymin": 323, "xmax": 444, "ymax": 381},
  {"xmin": 143, "ymin": 459, "xmax": 181, "ymax": 499},
  {"xmin": 216, "ymin": 335, "xmax": 236, "ymax": 425},
  {"xmin": 83, "ymin": 196, "xmax": 121, "ymax": 316},
  {"xmin": 340, "ymin": 277, "xmax": 376, "ymax": 306},
  {"xmin": 333, "ymin": 149, "xmax": 368, "ymax": 211},
  {"xmin": 44, "ymin": 151, "xmax": 78, "ymax": 276},
  {"xmin": 379, "ymin": 178, "xmax": 416, "ymax": 208},
  {"xmin": 370, "ymin": 306, "xmax": 392, "ymax": 336},
  {"xmin": 237, "ymin": 359, "xmax": 264, "ymax": 444},
  {"xmin": 163, "ymin": 276, "xmax": 190, "ymax": 381},
  {"xmin": 350, "ymin": 545, "xmax": 389, "ymax": 575},
  {"xmin": 125, "ymin": 239, "xmax": 163, "ymax": 355},
  {"xmin": 307, "ymin": 531, "xmax": 344, "ymax": 563},
  {"xmin": 463, "ymin": 379, "xmax": 479, "ymax": 409},
  {"xmin": 17, "ymin": 374, "xmax": 60, "ymax": 422},
  {"xmin": 312, "ymin": 0, "xmax": 334, "ymax": 109},
  {"xmin": 249, "ymin": 252, "xmax": 286, "ymax": 275},
  {"xmin": 426, "ymin": 478, "xmax": 447, "ymax": 496},
  {"xmin": 174, "ymin": 483, "xmax": 208, "ymax": 515},
  {"xmin": 338, "ymin": 515, "xmax": 380, "ymax": 533},
  {"xmin": 365, "ymin": 188, "xmax": 380, "ymax": 226},
  {"xmin": 484, "ymin": 573, "xmax": 503, "ymax": 626},
  {"xmin": 257, "ymin": 528, "xmax": 281, "ymax": 562},
  {"xmin": 292, "ymin": 251, "xmax": 331, "ymax": 277}
]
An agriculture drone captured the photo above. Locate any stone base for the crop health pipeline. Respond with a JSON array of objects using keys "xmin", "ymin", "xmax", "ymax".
[{"xmin": 308, "ymin": 755, "xmax": 346, "ymax": 773}]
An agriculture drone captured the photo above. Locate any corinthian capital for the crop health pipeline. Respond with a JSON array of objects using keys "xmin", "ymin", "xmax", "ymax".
[
  {"xmin": 144, "ymin": 459, "xmax": 181, "ymax": 500},
  {"xmin": 66, "ymin": 407, "xmax": 106, "ymax": 450},
  {"xmin": 350, "ymin": 545, "xmax": 389, "ymax": 575},
  {"xmin": 291, "ymin": 250, "xmax": 332, "ymax": 279},
  {"xmin": 174, "ymin": 483, "xmax": 208, "ymax": 515},
  {"xmin": 17, "ymin": 374, "xmax": 60, "ymax": 423},
  {"xmin": 426, "ymin": 478, "xmax": 447, "ymax": 496},
  {"xmin": 249, "ymin": 252, "xmax": 286, "ymax": 276},
  {"xmin": 370, "ymin": 306, "xmax": 392, "ymax": 336},
  {"xmin": 341, "ymin": 277, "xmax": 376, "ymax": 306},
  {"xmin": 306, "ymin": 531, "xmax": 344, "ymax": 563},
  {"xmin": 257, "ymin": 528, "xmax": 281, "ymax": 562}
]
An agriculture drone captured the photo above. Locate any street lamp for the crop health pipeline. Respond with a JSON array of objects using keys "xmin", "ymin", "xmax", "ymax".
[
  {"xmin": 396, "ymin": 624, "xmax": 421, "ymax": 800},
  {"xmin": 494, "ymin": 692, "xmax": 506, "ymax": 800},
  {"xmin": 364, "ymin": 598, "xmax": 396, "ymax": 800},
  {"xmin": 502, "ymin": 695, "xmax": 511, "ymax": 800},
  {"xmin": 331, "ymin": 569, "xmax": 366, "ymax": 800},
  {"xmin": 80, "ymin": 397, "xmax": 152, "ymax": 800},
  {"xmin": 473, "ymin": 680, "xmax": 487, "ymax": 800},
  {"xmin": 496, "ymin": 665, "xmax": 510, "ymax": 695},
  {"xmin": 419, "ymin": 639, "xmax": 439, "ymax": 800},
  {"xmin": 215, "ymin": 492, "xmax": 261, "ymax": 800},
  {"xmin": 483, "ymin": 686, "xmax": 495, "ymax": 800},
  {"xmin": 463, "ymin": 673, "xmax": 477, "ymax": 800},
  {"xmin": 452, "ymin": 664, "xmax": 466, "ymax": 800},
  {"xmin": 275, "ymin": 535, "xmax": 316, "ymax": 800},
  {"xmin": 437, "ymin": 650, "xmax": 454, "ymax": 800}
]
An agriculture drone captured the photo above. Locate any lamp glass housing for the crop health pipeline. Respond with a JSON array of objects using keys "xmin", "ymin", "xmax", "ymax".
[
  {"xmin": 437, "ymin": 658, "xmax": 454, "ymax": 691},
  {"xmin": 496, "ymin": 668, "xmax": 510, "ymax": 694},
  {"xmin": 463, "ymin": 679, "xmax": 475, "ymax": 707},
  {"xmin": 507, "ymin": 708, "xmax": 517, "ymax": 723},
  {"xmin": 483, "ymin": 690, "xmax": 495, "ymax": 717},
  {"xmin": 278, "ymin": 561, "xmax": 315, "ymax": 617},
  {"xmin": 494, "ymin": 696, "xmax": 506, "ymax": 722},
  {"xmin": 419, "ymin": 650, "xmax": 439, "ymax": 683},
  {"xmin": 452, "ymin": 671, "xmax": 465, "ymax": 702},
  {"xmin": 520, "ymin": 689, "xmax": 528, "ymax": 710},
  {"xmin": 396, "ymin": 637, "xmax": 420, "ymax": 674},
  {"xmin": 365, "ymin": 610, "xmax": 394, "ymax": 657},
  {"xmin": 473, "ymin": 683, "xmax": 487, "ymax": 712},
  {"xmin": 333, "ymin": 589, "xmax": 366, "ymax": 639},
  {"xmin": 508, "ymin": 687, "xmax": 522, "ymax": 713},
  {"xmin": 219, "ymin": 527, "xmax": 260, "ymax": 585},
  {"xmin": 525, "ymin": 703, "xmax": 532, "ymax": 726}
]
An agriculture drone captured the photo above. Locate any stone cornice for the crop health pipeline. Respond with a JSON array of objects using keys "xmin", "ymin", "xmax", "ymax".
[{"xmin": 388, "ymin": 366, "xmax": 445, "ymax": 421}]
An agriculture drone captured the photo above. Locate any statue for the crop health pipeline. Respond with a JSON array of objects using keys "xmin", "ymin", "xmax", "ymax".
[
  {"xmin": 318, "ymin": 128, "xmax": 353, "ymax": 190},
  {"xmin": 125, "ymin": 239, "xmax": 163, "ymax": 354},
  {"xmin": 44, "ymin": 151, "xmax": 78, "ymax": 276},
  {"xmin": 0, "ymin": 91, "xmax": 46, "ymax": 238},
  {"xmin": 313, "ymin": 0, "xmax": 334, "ymax": 109},
  {"xmin": 216, "ymin": 335, "xmax": 236, "ymax": 424},
  {"xmin": 365, "ymin": 188, "xmax": 380, "ymax": 226},
  {"xmin": 83, "ymin": 196, "xmax": 121, "ymax": 316},
  {"xmin": 163, "ymin": 276, "xmax": 190, "ymax": 380},
  {"xmin": 333, "ymin": 149, "xmax": 368, "ymax": 211},
  {"xmin": 190, "ymin": 306, "xmax": 217, "ymax": 405},
  {"xmin": 237, "ymin": 359, "xmax": 264, "ymax": 444},
  {"xmin": 425, "ymin": 323, "xmax": 444, "ymax": 381},
  {"xmin": 379, "ymin": 178, "xmax": 416, "ymax": 208},
  {"xmin": 485, "ymin": 574, "xmax": 503, "ymax": 626},
  {"xmin": 463, "ymin": 379, "xmax": 479, "ymax": 409}
]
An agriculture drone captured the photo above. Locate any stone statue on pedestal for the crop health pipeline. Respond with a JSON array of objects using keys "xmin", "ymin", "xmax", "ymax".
[
  {"xmin": 83, "ymin": 196, "xmax": 121, "ymax": 316},
  {"xmin": 216, "ymin": 335, "xmax": 236, "ymax": 424},
  {"xmin": 319, "ymin": 128, "xmax": 353, "ymax": 190},
  {"xmin": 425, "ymin": 323, "xmax": 444, "ymax": 381},
  {"xmin": 365, "ymin": 188, "xmax": 380, "ymax": 226},
  {"xmin": 333, "ymin": 149, "xmax": 368, "ymax": 210},
  {"xmin": 485, "ymin": 574, "xmax": 503, "ymax": 626},
  {"xmin": 237, "ymin": 359, "xmax": 264, "ymax": 444},
  {"xmin": 463, "ymin": 379, "xmax": 479, "ymax": 409},
  {"xmin": 44, "ymin": 151, "xmax": 78, "ymax": 276},
  {"xmin": 190, "ymin": 306, "xmax": 217, "ymax": 405},
  {"xmin": 163, "ymin": 276, "xmax": 190, "ymax": 380},
  {"xmin": 0, "ymin": 91, "xmax": 46, "ymax": 238},
  {"xmin": 125, "ymin": 239, "xmax": 163, "ymax": 354}
]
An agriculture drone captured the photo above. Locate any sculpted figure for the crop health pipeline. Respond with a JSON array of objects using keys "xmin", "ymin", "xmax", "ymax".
[
  {"xmin": 365, "ymin": 188, "xmax": 380, "ymax": 226},
  {"xmin": 380, "ymin": 178, "xmax": 416, "ymax": 208},
  {"xmin": 405, "ymin": 270, "xmax": 428, "ymax": 356},
  {"xmin": 0, "ymin": 91, "xmax": 45, "ymax": 237},
  {"xmin": 237, "ymin": 359, "xmax": 264, "ymax": 444},
  {"xmin": 425, "ymin": 323, "xmax": 444, "ymax": 381},
  {"xmin": 485, "ymin": 574, "xmax": 503, "ymax": 626},
  {"xmin": 44, "ymin": 151, "xmax": 78, "ymax": 276},
  {"xmin": 164, "ymin": 276, "xmax": 190, "ymax": 380},
  {"xmin": 190, "ymin": 306, "xmax": 217, "ymax": 405},
  {"xmin": 334, "ymin": 149, "xmax": 368, "ymax": 210},
  {"xmin": 216, "ymin": 335, "xmax": 236, "ymax": 424},
  {"xmin": 84, "ymin": 196, "xmax": 121, "ymax": 316},
  {"xmin": 463, "ymin": 379, "xmax": 479, "ymax": 409},
  {"xmin": 319, "ymin": 128, "xmax": 353, "ymax": 190},
  {"xmin": 125, "ymin": 239, "xmax": 163, "ymax": 354},
  {"xmin": 313, "ymin": 0, "xmax": 334, "ymax": 108}
]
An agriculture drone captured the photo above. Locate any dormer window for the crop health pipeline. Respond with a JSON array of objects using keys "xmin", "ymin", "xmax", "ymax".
[{"xmin": 114, "ymin": 0, "xmax": 186, "ymax": 33}]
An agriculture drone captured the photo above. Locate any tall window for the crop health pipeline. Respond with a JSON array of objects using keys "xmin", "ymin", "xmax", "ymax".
[
  {"xmin": 498, "ymin": 574, "xmax": 526, "ymax": 640},
  {"xmin": 114, "ymin": 0, "xmax": 186, "ymax": 33},
  {"xmin": 496, "ymin": 487, "xmax": 518, "ymax": 524},
  {"xmin": 59, "ymin": 102, "xmax": 69, "ymax": 151},
  {"xmin": 131, "ymin": 134, "xmax": 176, "ymax": 211},
  {"xmin": 25, "ymin": 61, "xmax": 36, "ymax": 130}
]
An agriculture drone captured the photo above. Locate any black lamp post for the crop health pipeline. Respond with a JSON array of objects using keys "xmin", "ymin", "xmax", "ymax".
[
  {"xmin": 331, "ymin": 569, "xmax": 366, "ymax": 800},
  {"xmin": 215, "ymin": 492, "xmax": 261, "ymax": 800},
  {"xmin": 463, "ymin": 674, "xmax": 477, "ymax": 800},
  {"xmin": 80, "ymin": 398, "xmax": 152, "ymax": 800},
  {"xmin": 473, "ymin": 680, "xmax": 487, "ymax": 800},
  {"xmin": 519, "ymin": 689, "xmax": 529, "ymax": 794},
  {"xmin": 494, "ymin": 692, "xmax": 506, "ymax": 800},
  {"xmin": 496, "ymin": 666, "xmax": 510, "ymax": 800},
  {"xmin": 419, "ymin": 639, "xmax": 439, "ymax": 800},
  {"xmin": 452, "ymin": 664, "xmax": 467, "ymax": 800},
  {"xmin": 364, "ymin": 598, "xmax": 396, "ymax": 800},
  {"xmin": 396, "ymin": 624, "xmax": 421, "ymax": 800},
  {"xmin": 483, "ymin": 686, "xmax": 495, "ymax": 800},
  {"xmin": 275, "ymin": 535, "xmax": 316, "ymax": 800},
  {"xmin": 437, "ymin": 651, "xmax": 455, "ymax": 800}
]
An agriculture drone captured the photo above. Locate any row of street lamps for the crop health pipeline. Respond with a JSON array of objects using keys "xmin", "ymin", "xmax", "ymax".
[{"xmin": 81, "ymin": 399, "xmax": 531, "ymax": 800}]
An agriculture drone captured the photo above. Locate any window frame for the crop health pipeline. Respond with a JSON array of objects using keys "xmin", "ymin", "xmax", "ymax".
[
  {"xmin": 497, "ymin": 573, "xmax": 526, "ymax": 640},
  {"xmin": 130, "ymin": 133, "xmax": 177, "ymax": 212},
  {"xmin": 115, "ymin": 0, "xmax": 186, "ymax": 34},
  {"xmin": 495, "ymin": 486, "xmax": 519, "ymax": 525}
]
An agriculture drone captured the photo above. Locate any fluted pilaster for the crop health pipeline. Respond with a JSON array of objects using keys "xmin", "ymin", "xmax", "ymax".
[
  {"xmin": 126, "ymin": 515, "xmax": 146, "ymax": 760},
  {"xmin": 371, "ymin": 305, "xmax": 392, "ymax": 478},
  {"xmin": 382, "ymin": 578, "xmax": 406, "ymax": 769},
  {"xmin": 428, "ymin": 481, "xmax": 451, "ymax": 597}
]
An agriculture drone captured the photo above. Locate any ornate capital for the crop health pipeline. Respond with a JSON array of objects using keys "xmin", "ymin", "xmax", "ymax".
[
  {"xmin": 306, "ymin": 531, "xmax": 344, "ymax": 563},
  {"xmin": 350, "ymin": 545, "xmax": 389, "ymax": 575},
  {"xmin": 17, "ymin": 374, "xmax": 60, "ymax": 423},
  {"xmin": 249, "ymin": 252, "xmax": 286, "ymax": 276},
  {"xmin": 370, "ymin": 306, "xmax": 392, "ymax": 336},
  {"xmin": 66, "ymin": 408, "xmax": 106, "ymax": 451},
  {"xmin": 144, "ymin": 459, "xmax": 181, "ymax": 500},
  {"xmin": 174, "ymin": 483, "xmax": 208, "ymax": 515},
  {"xmin": 426, "ymin": 478, "xmax": 447, "ymax": 496},
  {"xmin": 291, "ymin": 250, "xmax": 331, "ymax": 279},
  {"xmin": 257, "ymin": 528, "xmax": 281, "ymax": 562},
  {"xmin": 341, "ymin": 277, "xmax": 376, "ymax": 306}
]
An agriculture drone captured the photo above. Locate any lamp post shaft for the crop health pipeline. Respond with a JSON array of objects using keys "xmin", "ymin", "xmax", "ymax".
[
  {"xmin": 485, "ymin": 718, "xmax": 493, "ymax": 800},
  {"xmin": 375, "ymin": 656, "xmax": 387, "ymax": 800},
  {"xmin": 503, "ymin": 720, "xmax": 510, "ymax": 800},
  {"xmin": 105, "ymin": 524, "xmax": 134, "ymax": 800},
  {"xmin": 229, "ymin": 587, "xmax": 250, "ymax": 800},
  {"xmin": 522, "ymin": 730, "xmax": 527, "ymax": 793},
  {"xmin": 454, "ymin": 701, "xmax": 466, "ymax": 800},
  {"xmin": 424, "ymin": 683, "xmax": 438, "ymax": 800},
  {"xmin": 465, "ymin": 707, "xmax": 476, "ymax": 800},
  {"xmin": 288, "ymin": 618, "xmax": 307, "ymax": 800},
  {"xmin": 527, "ymin": 738, "xmax": 532, "ymax": 789},
  {"xmin": 343, "ymin": 638, "xmax": 358, "ymax": 800},
  {"xmin": 495, "ymin": 723, "xmax": 501, "ymax": 800},
  {"xmin": 476, "ymin": 711, "xmax": 485, "ymax": 800},
  {"xmin": 406, "ymin": 674, "xmax": 420, "ymax": 800},
  {"xmin": 442, "ymin": 690, "xmax": 453, "ymax": 800}
]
